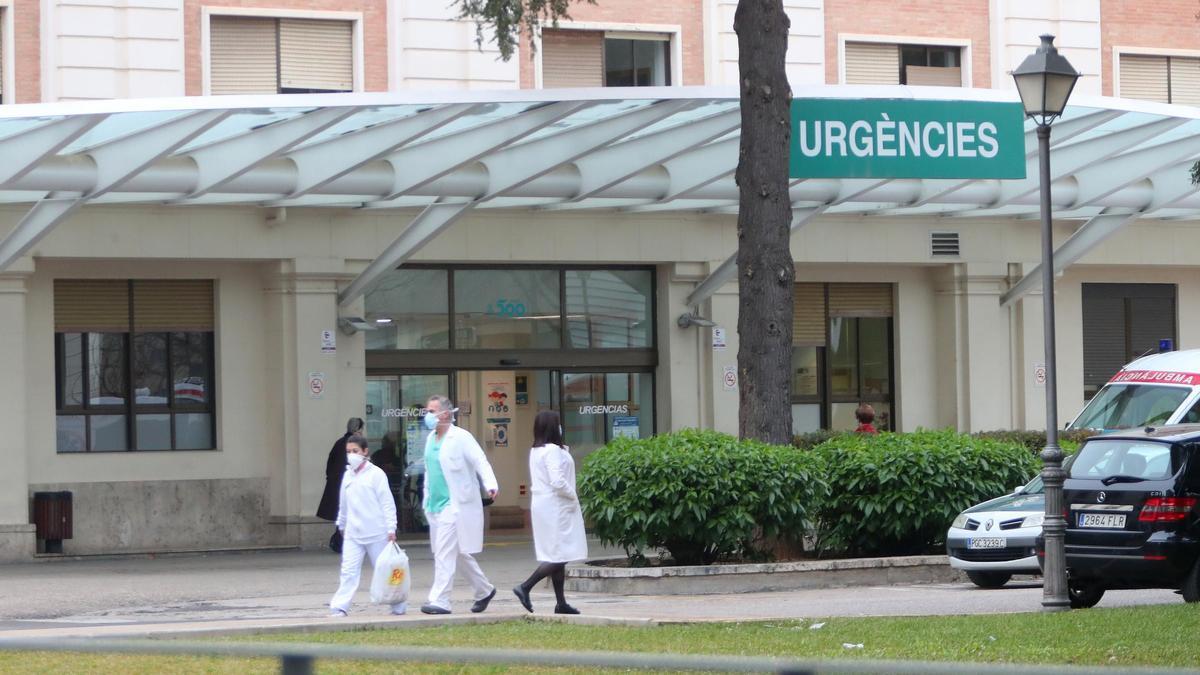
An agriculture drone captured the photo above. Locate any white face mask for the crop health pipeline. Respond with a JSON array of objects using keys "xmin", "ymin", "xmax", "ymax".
[{"xmin": 346, "ymin": 453, "xmax": 366, "ymax": 469}]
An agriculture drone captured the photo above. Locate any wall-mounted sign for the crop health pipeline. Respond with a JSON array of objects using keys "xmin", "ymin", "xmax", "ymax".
[
  {"xmin": 712, "ymin": 327, "xmax": 727, "ymax": 351},
  {"xmin": 612, "ymin": 416, "xmax": 640, "ymax": 440},
  {"xmin": 790, "ymin": 99, "xmax": 1026, "ymax": 179},
  {"xmin": 487, "ymin": 417, "xmax": 509, "ymax": 447},
  {"xmin": 722, "ymin": 365, "xmax": 737, "ymax": 391},
  {"xmin": 321, "ymin": 329, "xmax": 336, "ymax": 354},
  {"xmin": 382, "ymin": 407, "xmax": 426, "ymax": 418},
  {"xmin": 307, "ymin": 372, "xmax": 326, "ymax": 399}
]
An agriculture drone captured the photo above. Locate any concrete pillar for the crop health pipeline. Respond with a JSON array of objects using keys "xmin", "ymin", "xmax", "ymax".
[
  {"xmin": 265, "ymin": 259, "xmax": 365, "ymax": 549},
  {"xmin": 0, "ymin": 265, "xmax": 35, "ymax": 560},
  {"xmin": 934, "ymin": 263, "xmax": 1016, "ymax": 432}
]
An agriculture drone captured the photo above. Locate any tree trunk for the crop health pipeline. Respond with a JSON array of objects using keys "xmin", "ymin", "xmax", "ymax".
[{"xmin": 734, "ymin": 0, "xmax": 793, "ymax": 444}]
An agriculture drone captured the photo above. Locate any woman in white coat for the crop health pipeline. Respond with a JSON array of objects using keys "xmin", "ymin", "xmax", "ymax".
[
  {"xmin": 512, "ymin": 410, "xmax": 587, "ymax": 614},
  {"xmin": 328, "ymin": 435, "xmax": 406, "ymax": 617}
]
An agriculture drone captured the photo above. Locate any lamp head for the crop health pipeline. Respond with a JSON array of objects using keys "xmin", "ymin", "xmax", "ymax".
[{"xmin": 1012, "ymin": 34, "xmax": 1080, "ymax": 126}]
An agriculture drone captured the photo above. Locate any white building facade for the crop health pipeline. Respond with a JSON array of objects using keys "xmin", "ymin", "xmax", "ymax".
[{"xmin": 0, "ymin": 0, "xmax": 1197, "ymax": 559}]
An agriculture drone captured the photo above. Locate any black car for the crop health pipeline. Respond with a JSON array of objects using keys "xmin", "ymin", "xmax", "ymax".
[{"xmin": 1051, "ymin": 425, "xmax": 1200, "ymax": 608}]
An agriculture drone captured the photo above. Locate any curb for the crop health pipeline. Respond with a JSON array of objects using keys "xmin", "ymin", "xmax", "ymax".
[
  {"xmin": 567, "ymin": 554, "xmax": 965, "ymax": 595},
  {"xmin": 0, "ymin": 613, "xmax": 659, "ymax": 641}
]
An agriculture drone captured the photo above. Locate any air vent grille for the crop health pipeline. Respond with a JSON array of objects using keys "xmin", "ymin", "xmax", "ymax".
[{"xmin": 931, "ymin": 231, "xmax": 960, "ymax": 257}]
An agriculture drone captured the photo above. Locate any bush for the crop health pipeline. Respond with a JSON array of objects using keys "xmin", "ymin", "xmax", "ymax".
[
  {"xmin": 793, "ymin": 430, "xmax": 843, "ymax": 450},
  {"xmin": 972, "ymin": 429, "xmax": 1097, "ymax": 456},
  {"xmin": 810, "ymin": 429, "xmax": 1038, "ymax": 557},
  {"xmin": 577, "ymin": 429, "xmax": 829, "ymax": 566}
]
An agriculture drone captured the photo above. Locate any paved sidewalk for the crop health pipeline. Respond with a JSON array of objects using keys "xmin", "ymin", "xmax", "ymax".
[{"xmin": 0, "ymin": 538, "xmax": 1182, "ymax": 640}]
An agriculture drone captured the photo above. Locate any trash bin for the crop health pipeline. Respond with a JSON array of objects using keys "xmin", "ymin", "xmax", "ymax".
[{"xmin": 32, "ymin": 491, "xmax": 72, "ymax": 554}]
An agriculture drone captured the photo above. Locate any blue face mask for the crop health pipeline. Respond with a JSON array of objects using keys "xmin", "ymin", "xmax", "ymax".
[{"xmin": 423, "ymin": 412, "xmax": 439, "ymax": 431}]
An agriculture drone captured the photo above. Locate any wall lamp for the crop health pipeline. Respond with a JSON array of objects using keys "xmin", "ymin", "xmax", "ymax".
[{"xmin": 338, "ymin": 317, "xmax": 378, "ymax": 335}]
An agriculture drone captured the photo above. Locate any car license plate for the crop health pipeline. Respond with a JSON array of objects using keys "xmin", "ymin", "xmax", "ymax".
[
  {"xmin": 1078, "ymin": 513, "xmax": 1126, "ymax": 529},
  {"xmin": 968, "ymin": 537, "xmax": 1006, "ymax": 549}
]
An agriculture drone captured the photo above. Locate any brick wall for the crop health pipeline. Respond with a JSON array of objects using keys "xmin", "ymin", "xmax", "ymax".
[
  {"xmin": 516, "ymin": 0, "xmax": 705, "ymax": 88},
  {"xmin": 12, "ymin": 0, "xmax": 41, "ymax": 103},
  {"xmin": 824, "ymin": 0, "xmax": 991, "ymax": 87},
  {"xmin": 183, "ymin": 0, "xmax": 388, "ymax": 96},
  {"xmin": 1100, "ymin": 0, "xmax": 1200, "ymax": 96}
]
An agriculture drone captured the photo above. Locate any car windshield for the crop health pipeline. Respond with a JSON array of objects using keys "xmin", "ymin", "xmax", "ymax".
[
  {"xmin": 1071, "ymin": 384, "xmax": 1191, "ymax": 430},
  {"xmin": 1068, "ymin": 439, "xmax": 1181, "ymax": 481}
]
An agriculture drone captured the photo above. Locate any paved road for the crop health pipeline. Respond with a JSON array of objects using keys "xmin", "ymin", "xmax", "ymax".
[{"xmin": 0, "ymin": 539, "xmax": 1183, "ymax": 635}]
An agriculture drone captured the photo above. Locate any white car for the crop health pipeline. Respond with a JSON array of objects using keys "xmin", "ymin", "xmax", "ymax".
[{"xmin": 946, "ymin": 475, "xmax": 1045, "ymax": 588}]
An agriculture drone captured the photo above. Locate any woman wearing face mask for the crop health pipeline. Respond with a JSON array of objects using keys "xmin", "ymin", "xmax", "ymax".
[
  {"xmin": 512, "ymin": 410, "xmax": 587, "ymax": 614},
  {"xmin": 329, "ymin": 435, "xmax": 405, "ymax": 617}
]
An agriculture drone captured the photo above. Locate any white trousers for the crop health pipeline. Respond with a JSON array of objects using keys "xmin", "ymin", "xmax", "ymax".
[
  {"xmin": 329, "ymin": 536, "xmax": 408, "ymax": 615},
  {"xmin": 426, "ymin": 509, "xmax": 493, "ymax": 611}
]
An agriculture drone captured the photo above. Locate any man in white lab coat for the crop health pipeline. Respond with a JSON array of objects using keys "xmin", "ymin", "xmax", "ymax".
[{"xmin": 419, "ymin": 394, "xmax": 500, "ymax": 614}]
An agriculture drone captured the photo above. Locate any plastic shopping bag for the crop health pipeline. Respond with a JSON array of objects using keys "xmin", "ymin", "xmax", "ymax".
[{"xmin": 370, "ymin": 542, "xmax": 411, "ymax": 605}]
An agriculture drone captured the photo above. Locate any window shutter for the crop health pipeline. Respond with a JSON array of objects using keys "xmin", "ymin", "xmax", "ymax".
[
  {"xmin": 542, "ymin": 29, "xmax": 604, "ymax": 88},
  {"xmin": 829, "ymin": 283, "xmax": 893, "ymax": 318},
  {"xmin": 1082, "ymin": 287, "xmax": 1128, "ymax": 388},
  {"xmin": 1119, "ymin": 54, "xmax": 1169, "ymax": 103},
  {"xmin": 133, "ymin": 280, "xmax": 215, "ymax": 331},
  {"xmin": 55, "ymin": 280, "xmax": 131, "ymax": 332},
  {"xmin": 905, "ymin": 65, "xmax": 962, "ymax": 87},
  {"xmin": 279, "ymin": 18, "xmax": 354, "ymax": 92},
  {"xmin": 844, "ymin": 42, "xmax": 900, "ymax": 85},
  {"xmin": 1169, "ymin": 57, "xmax": 1200, "ymax": 106},
  {"xmin": 1130, "ymin": 296, "xmax": 1176, "ymax": 358},
  {"xmin": 210, "ymin": 16, "xmax": 279, "ymax": 95},
  {"xmin": 793, "ymin": 283, "xmax": 827, "ymax": 346}
]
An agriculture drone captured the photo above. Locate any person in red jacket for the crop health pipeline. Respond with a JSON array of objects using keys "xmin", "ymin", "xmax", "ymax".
[{"xmin": 854, "ymin": 404, "xmax": 879, "ymax": 435}]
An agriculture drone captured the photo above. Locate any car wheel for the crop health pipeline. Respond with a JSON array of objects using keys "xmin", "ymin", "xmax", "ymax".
[
  {"xmin": 1182, "ymin": 560, "xmax": 1200, "ymax": 603},
  {"xmin": 966, "ymin": 571, "xmax": 1012, "ymax": 589},
  {"xmin": 1068, "ymin": 579, "xmax": 1105, "ymax": 609}
]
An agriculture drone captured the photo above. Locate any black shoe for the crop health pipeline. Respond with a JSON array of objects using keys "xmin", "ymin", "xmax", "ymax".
[
  {"xmin": 554, "ymin": 603, "xmax": 580, "ymax": 615},
  {"xmin": 470, "ymin": 587, "xmax": 497, "ymax": 613},
  {"xmin": 420, "ymin": 603, "xmax": 451, "ymax": 615},
  {"xmin": 512, "ymin": 586, "xmax": 533, "ymax": 613}
]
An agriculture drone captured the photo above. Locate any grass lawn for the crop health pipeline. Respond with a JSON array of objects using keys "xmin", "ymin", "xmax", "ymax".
[{"xmin": 1, "ymin": 603, "xmax": 1198, "ymax": 673}]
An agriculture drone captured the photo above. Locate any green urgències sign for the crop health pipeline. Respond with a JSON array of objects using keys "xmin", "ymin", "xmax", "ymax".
[{"xmin": 789, "ymin": 99, "xmax": 1026, "ymax": 179}]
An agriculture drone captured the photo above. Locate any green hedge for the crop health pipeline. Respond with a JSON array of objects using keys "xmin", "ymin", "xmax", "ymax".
[
  {"xmin": 809, "ymin": 430, "xmax": 1039, "ymax": 557},
  {"xmin": 972, "ymin": 429, "xmax": 1096, "ymax": 455},
  {"xmin": 577, "ymin": 429, "xmax": 828, "ymax": 566}
]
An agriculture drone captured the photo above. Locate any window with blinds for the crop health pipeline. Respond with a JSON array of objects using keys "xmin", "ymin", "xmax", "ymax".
[
  {"xmin": 791, "ymin": 282, "xmax": 895, "ymax": 433},
  {"xmin": 541, "ymin": 29, "xmax": 672, "ymax": 88},
  {"xmin": 1118, "ymin": 54, "xmax": 1200, "ymax": 106},
  {"xmin": 844, "ymin": 41, "xmax": 963, "ymax": 87},
  {"xmin": 209, "ymin": 15, "xmax": 354, "ymax": 95},
  {"xmin": 543, "ymin": 29, "xmax": 604, "ymax": 88},
  {"xmin": 1082, "ymin": 283, "xmax": 1177, "ymax": 399},
  {"xmin": 54, "ymin": 279, "xmax": 217, "ymax": 453}
]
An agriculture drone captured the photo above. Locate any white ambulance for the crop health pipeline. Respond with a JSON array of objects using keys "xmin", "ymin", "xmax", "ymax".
[{"xmin": 1069, "ymin": 349, "xmax": 1200, "ymax": 431}]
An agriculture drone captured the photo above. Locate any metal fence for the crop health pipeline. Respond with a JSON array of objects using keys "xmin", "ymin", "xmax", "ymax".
[{"xmin": 0, "ymin": 637, "xmax": 1197, "ymax": 675}]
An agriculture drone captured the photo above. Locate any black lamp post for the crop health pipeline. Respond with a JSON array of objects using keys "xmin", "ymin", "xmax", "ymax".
[{"xmin": 1012, "ymin": 34, "xmax": 1080, "ymax": 611}]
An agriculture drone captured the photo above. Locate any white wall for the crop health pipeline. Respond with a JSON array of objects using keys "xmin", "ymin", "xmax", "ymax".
[
  {"xmin": 386, "ymin": 0, "xmax": 519, "ymax": 90},
  {"xmin": 990, "ymin": 0, "xmax": 1102, "ymax": 97},
  {"xmin": 706, "ymin": 0, "xmax": 825, "ymax": 86},
  {"xmin": 42, "ymin": 0, "xmax": 185, "ymax": 101}
]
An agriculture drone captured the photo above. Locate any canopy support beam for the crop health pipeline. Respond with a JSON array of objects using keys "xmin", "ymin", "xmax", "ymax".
[
  {"xmin": 0, "ymin": 109, "xmax": 229, "ymax": 272},
  {"xmin": 684, "ymin": 205, "xmax": 825, "ymax": 308},
  {"xmin": 999, "ymin": 210, "xmax": 1140, "ymax": 308}
]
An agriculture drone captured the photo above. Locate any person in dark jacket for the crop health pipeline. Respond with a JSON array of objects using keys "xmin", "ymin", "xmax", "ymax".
[{"xmin": 318, "ymin": 417, "xmax": 365, "ymax": 552}]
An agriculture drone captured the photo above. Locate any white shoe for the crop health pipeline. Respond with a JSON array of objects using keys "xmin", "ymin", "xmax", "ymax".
[
  {"xmin": 329, "ymin": 609, "xmax": 347, "ymax": 618},
  {"xmin": 391, "ymin": 601, "xmax": 408, "ymax": 616}
]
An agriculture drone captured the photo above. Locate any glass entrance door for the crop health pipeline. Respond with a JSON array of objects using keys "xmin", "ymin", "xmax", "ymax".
[{"xmin": 365, "ymin": 373, "xmax": 448, "ymax": 533}]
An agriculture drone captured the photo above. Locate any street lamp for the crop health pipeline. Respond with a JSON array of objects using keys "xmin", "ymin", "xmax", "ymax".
[{"xmin": 1012, "ymin": 34, "xmax": 1080, "ymax": 612}]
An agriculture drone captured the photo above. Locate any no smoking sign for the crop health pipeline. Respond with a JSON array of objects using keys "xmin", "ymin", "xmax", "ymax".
[
  {"xmin": 308, "ymin": 371, "xmax": 327, "ymax": 399},
  {"xmin": 722, "ymin": 365, "xmax": 737, "ymax": 391}
]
